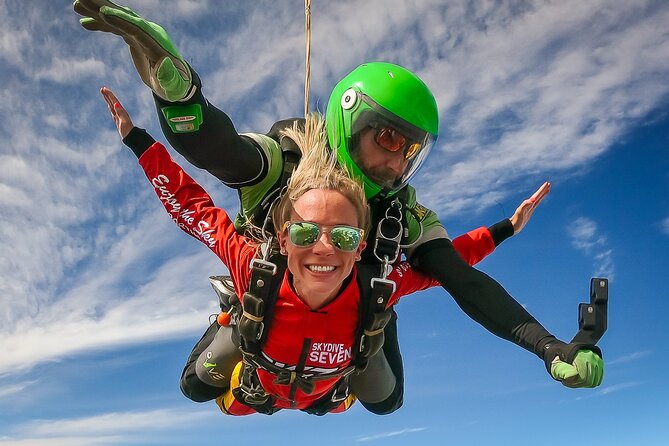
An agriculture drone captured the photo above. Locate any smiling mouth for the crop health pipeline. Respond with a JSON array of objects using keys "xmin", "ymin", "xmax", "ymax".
[{"xmin": 307, "ymin": 265, "xmax": 337, "ymax": 273}]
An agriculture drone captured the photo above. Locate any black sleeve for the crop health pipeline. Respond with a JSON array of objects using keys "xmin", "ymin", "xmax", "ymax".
[
  {"xmin": 488, "ymin": 218, "xmax": 514, "ymax": 247},
  {"xmin": 122, "ymin": 127, "xmax": 155, "ymax": 158},
  {"xmin": 152, "ymin": 67, "xmax": 268, "ymax": 188},
  {"xmin": 412, "ymin": 238, "xmax": 556, "ymax": 359}
]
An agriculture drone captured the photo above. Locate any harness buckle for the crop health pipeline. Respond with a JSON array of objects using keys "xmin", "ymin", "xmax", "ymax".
[
  {"xmin": 250, "ymin": 258, "xmax": 278, "ymax": 276},
  {"xmin": 373, "ymin": 199, "xmax": 403, "ymax": 266},
  {"xmin": 237, "ymin": 360, "xmax": 271, "ymax": 405},
  {"xmin": 255, "ymin": 321, "xmax": 265, "ymax": 340},
  {"xmin": 370, "ymin": 277, "xmax": 397, "ymax": 296},
  {"xmin": 330, "ymin": 380, "xmax": 350, "ymax": 403}
]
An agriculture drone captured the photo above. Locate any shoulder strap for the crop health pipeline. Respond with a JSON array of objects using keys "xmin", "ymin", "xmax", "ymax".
[
  {"xmin": 352, "ymin": 264, "xmax": 395, "ymax": 371},
  {"xmin": 265, "ymin": 117, "xmax": 304, "ymax": 196},
  {"xmin": 250, "ymin": 118, "xmax": 305, "ymax": 229},
  {"xmin": 237, "ymin": 250, "xmax": 287, "ymax": 355}
]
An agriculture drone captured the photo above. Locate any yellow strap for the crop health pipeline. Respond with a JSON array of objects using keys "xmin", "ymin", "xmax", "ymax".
[
  {"xmin": 215, "ymin": 360, "xmax": 244, "ymax": 415},
  {"xmin": 242, "ymin": 310, "xmax": 264, "ymax": 323},
  {"xmin": 364, "ymin": 327, "xmax": 385, "ymax": 337}
]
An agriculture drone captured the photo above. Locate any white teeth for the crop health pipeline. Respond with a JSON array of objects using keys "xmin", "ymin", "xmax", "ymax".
[{"xmin": 308, "ymin": 265, "xmax": 336, "ymax": 272}]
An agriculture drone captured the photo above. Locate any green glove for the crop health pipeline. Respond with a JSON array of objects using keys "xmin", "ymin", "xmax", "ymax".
[
  {"xmin": 550, "ymin": 349, "xmax": 604, "ymax": 388},
  {"xmin": 73, "ymin": 0, "xmax": 193, "ymax": 102}
]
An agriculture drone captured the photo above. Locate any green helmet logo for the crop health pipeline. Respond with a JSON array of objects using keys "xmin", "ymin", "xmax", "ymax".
[{"xmin": 326, "ymin": 62, "xmax": 439, "ymax": 198}]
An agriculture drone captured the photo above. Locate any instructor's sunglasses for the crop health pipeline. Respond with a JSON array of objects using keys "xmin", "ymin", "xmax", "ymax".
[
  {"xmin": 371, "ymin": 124, "xmax": 422, "ymax": 160},
  {"xmin": 283, "ymin": 221, "xmax": 365, "ymax": 252}
]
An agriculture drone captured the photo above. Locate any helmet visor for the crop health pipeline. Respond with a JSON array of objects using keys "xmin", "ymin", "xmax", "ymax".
[{"xmin": 350, "ymin": 93, "xmax": 437, "ymax": 193}]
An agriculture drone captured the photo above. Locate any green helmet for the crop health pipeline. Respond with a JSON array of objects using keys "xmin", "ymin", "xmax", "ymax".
[{"xmin": 326, "ymin": 62, "xmax": 439, "ymax": 198}]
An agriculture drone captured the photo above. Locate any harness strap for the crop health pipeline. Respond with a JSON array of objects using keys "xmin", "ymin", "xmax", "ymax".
[
  {"xmin": 302, "ymin": 377, "xmax": 352, "ymax": 416},
  {"xmin": 238, "ymin": 257, "xmax": 280, "ymax": 354},
  {"xmin": 244, "ymin": 350, "xmax": 357, "ymax": 393},
  {"xmin": 352, "ymin": 198, "xmax": 404, "ymax": 368},
  {"xmin": 234, "ymin": 264, "xmax": 394, "ymax": 412},
  {"xmin": 241, "ymin": 311, "xmax": 263, "ymax": 323},
  {"xmin": 373, "ymin": 198, "xmax": 403, "ymax": 270},
  {"xmin": 356, "ymin": 275, "xmax": 394, "ymax": 364},
  {"xmin": 231, "ymin": 361, "xmax": 279, "ymax": 415},
  {"xmin": 251, "ymin": 119, "xmax": 304, "ymax": 235}
]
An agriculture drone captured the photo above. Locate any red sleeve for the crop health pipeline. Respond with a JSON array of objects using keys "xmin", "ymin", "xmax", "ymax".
[
  {"xmin": 137, "ymin": 142, "xmax": 254, "ymax": 295},
  {"xmin": 385, "ymin": 226, "xmax": 495, "ymax": 306},
  {"xmin": 452, "ymin": 226, "xmax": 496, "ymax": 266},
  {"xmin": 384, "ymin": 262, "xmax": 439, "ymax": 306}
]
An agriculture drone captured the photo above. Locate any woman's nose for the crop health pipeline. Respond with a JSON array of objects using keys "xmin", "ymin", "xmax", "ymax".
[{"xmin": 312, "ymin": 232, "xmax": 335, "ymax": 254}]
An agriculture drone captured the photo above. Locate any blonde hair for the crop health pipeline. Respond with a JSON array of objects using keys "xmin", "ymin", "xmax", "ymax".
[{"xmin": 271, "ymin": 114, "xmax": 370, "ymax": 236}]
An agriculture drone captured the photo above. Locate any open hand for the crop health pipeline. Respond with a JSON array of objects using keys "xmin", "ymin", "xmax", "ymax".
[
  {"xmin": 510, "ymin": 181, "xmax": 551, "ymax": 234},
  {"xmin": 100, "ymin": 87, "xmax": 134, "ymax": 139}
]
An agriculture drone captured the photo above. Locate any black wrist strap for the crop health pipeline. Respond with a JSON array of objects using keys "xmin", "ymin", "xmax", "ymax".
[
  {"xmin": 488, "ymin": 219, "xmax": 514, "ymax": 247},
  {"xmin": 122, "ymin": 127, "xmax": 156, "ymax": 158}
]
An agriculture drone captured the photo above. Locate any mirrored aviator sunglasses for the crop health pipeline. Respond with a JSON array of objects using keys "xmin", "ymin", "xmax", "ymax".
[
  {"xmin": 283, "ymin": 221, "xmax": 364, "ymax": 252},
  {"xmin": 373, "ymin": 127, "xmax": 422, "ymax": 160}
]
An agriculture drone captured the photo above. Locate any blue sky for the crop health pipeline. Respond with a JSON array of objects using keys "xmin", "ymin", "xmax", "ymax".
[{"xmin": 1, "ymin": 0, "xmax": 668, "ymax": 444}]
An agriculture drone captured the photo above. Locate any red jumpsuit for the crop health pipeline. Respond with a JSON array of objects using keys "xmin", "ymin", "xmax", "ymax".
[{"xmin": 138, "ymin": 141, "xmax": 496, "ymax": 414}]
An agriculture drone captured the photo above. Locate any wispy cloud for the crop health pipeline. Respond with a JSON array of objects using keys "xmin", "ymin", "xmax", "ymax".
[
  {"xmin": 0, "ymin": 232, "xmax": 224, "ymax": 375},
  {"xmin": 607, "ymin": 350, "xmax": 652, "ymax": 366},
  {"xmin": 356, "ymin": 427, "xmax": 427, "ymax": 442},
  {"xmin": 0, "ymin": 380, "xmax": 36, "ymax": 399},
  {"xmin": 572, "ymin": 381, "xmax": 645, "ymax": 401},
  {"xmin": 568, "ymin": 216, "xmax": 615, "ymax": 279},
  {"xmin": 410, "ymin": 0, "xmax": 669, "ymax": 216},
  {"xmin": 1, "ymin": 408, "xmax": 214, "ymax": 446},
  {"xmin": 661, "ymin": 216, "xmax": 669, "ymax": 236},
  {"xmin": 595, "ymin": 381, "xmax": 645, "ymax": 396}
]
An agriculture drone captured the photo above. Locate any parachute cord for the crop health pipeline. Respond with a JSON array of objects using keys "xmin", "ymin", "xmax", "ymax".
[{"xmin": 304, "ymin": 0, "xmax": 312, "ymax": 121}]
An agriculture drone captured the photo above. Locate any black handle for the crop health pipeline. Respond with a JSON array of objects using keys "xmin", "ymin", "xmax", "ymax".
[{"xmin": 571, "ymin": 278, "xmax": 608, "ymax": 344}]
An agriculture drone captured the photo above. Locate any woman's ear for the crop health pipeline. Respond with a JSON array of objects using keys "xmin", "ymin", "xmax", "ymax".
[
  {"xmin": 355, "ymin": 240, "xmax": 367, "ymax": 261},
  {"xmin": 278, "ymin": 231, "xmax": 288, "ymax": 255}
]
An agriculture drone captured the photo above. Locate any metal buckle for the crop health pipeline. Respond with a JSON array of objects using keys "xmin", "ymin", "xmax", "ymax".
[
  {"xmin": 373, "ymin": 199, "xmax": 403, "ymax": 265},
  {"xmin": 330, "ymin": 382, "xmax": 349, "ymax": 403},
  {"xmin": 370, "ymin": 277, "xmax": 397, "ymax": 296},
  {"xmin": 250, "ymin": 258, "xmax": 278, "ymax": 276}
]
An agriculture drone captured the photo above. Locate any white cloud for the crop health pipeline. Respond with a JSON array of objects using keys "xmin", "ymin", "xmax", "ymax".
[
  {"xmin": 356, "ymin": 427, "xmax": 427, "ymax": 442},
  {"xmin": 0, "ymin": 214, "xmax": 225, "ymax": 375},
  {"xmin": 607, "ymin": 350, "xmax": 652, "ymax": 366},
  {"xmin": 568, "ymin": 216, "xmax": 615, "ymax": 280},
  {"xmin": 1, "ymin": 407, "xmax": 214, "ymax": 446},
  {"xmin": 34, "ymin": 58, "xmax": 108, "ymax": 84},
  {"xmin": 0, "ymin": 381, "xmax": 36, "ymax": 399},
  {"xmin": 595, "ymin": 381, "xmax": 644, "ymax": 396},
  {"xmin": 661, "ymin": 216, "xmax": 669, "ymax": 236},
  {"xmin": 410, "ymin": 0, "xmax": 669, "ymax": 215}
]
